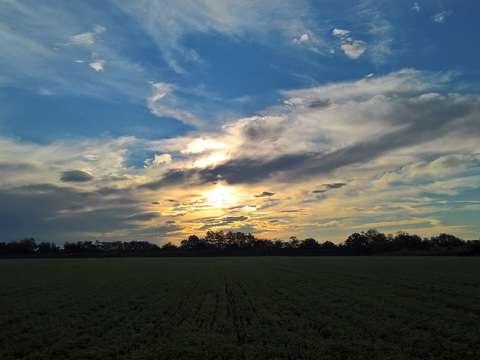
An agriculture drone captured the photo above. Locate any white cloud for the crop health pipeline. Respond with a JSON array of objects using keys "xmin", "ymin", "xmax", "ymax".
[
  {"xmin": 433, "ymin": 11, "xmax": 446, "ymax": 23},
  {"xmin": 144, "ymin": 153, "xmax": 172, "ymax": 167},
  {"xmin": 153, "ymin": 154, "xmax": 172, "ymax": 165},
  {"xmin": 332, "ymin": 28, "xmax": 366, "ymax": 59},
  {"xmin": 412, "ymin": 2, "xmax": 420, "ymax": 11},
  {"xmin": 374, "ymin": 155, "xmax": 478, "ymax": 188},
  {"xmin": 0, "ymin": 135, "xmax": 139, "ymax": 188},
  {"xmin": 181, "ymin": 139, "xmax": 228, "ymax": 154},
  {"xmin": 341, "ymin": 40, "xmax": 367, "ymax": 59},
  {"xmin": 281, "ymin": 69, "xmax": 451, "ymax": 102},
  {"xmin": 70, "ymin": 32, "xmax": 95, "ymax": 46},
  {"xmin": 293, "ymin": 33, "xmax": 309, "ymax": 43},
  {"xmin": 147, "ymin": 82, "xmax": 202, "ymax": 126},
  {"xmin": 284, "ymin": 97, "xmax": 303, "ymax": 106},
  {"xmin": 69, "ymin": 26, "xmax": 106, "ymax": 46},
  {"xmin": 332, "ymin": 29, "xmax": 350, "ymax": 37},
  {"xmin": 89, "ymin": 60, "xmax": 106, "ymax": 72}
]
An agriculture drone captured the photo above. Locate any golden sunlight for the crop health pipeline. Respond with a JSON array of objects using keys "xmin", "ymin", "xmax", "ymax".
[
  {"xmin": 193, "ymin": 152, "xmax": 229, "ymax": 168},
  {"xmin": 203, "ymin": 185, "xmax": 238, "ymax": 207}
]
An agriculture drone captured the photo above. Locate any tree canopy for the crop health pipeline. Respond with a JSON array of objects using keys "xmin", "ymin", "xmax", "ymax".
[{"xmin": 1, "ymin": 230, "xmax": 479, "ymax": 257}]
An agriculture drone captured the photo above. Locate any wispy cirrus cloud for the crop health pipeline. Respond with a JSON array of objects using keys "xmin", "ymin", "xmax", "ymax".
[
  {"xmin": 111, "ymin": 0, "xmax": 320, "ymax": 73},
  {"xmin": 68, "ymin": 25, "xmax": 106, "ymax": 46},
  {"xmin": 433, "ymin": 11, "xmax": 447, "ymax": 24}
]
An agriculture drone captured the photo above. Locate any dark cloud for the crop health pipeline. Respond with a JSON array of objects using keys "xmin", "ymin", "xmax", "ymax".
[
  {"xmin": 126, "ymin": 212, "xmax": 161, "ymax": 221},
  {"xmin": 0, "ymin": 183, "xmax": 149, "ymax": 243},
  {"xmin": 325, "ymin": 183, "xmax": 346, "ymax": 189},
  {"xmin": 254, "ymin": 191, "xmax": 276, "ymax": 197},
  {"xmin": 240, "ymin": 119, "xmax": 287, "ymax": 142},
  {"xmin": 313, "ymin": 183, "xmax": 347, "ymax": 193},
  {"xmin": 133, "ymin": 224, "xmax": 185, "ymax": 237},
  {"xmin": 138, "ymin": 168, "xmax": 197, "ymax": 190},
  {"xmin": 60, "ymin": 170, "xmax": 93, "ymax": 182},
  {"xmin": 151, "ymin": 201, "xmax": 160, "ymax": 204},
  {"xmin": 94, "ymin": 186, "xmax": 131, "ymax": 196},
  {"xmin": 136, "ymin": 94, "xmax": 480, "ymax": 190},
  {"xmin": 308, "ymin": 99, "xmax": 331, "ymax": 108},
  {"xmin": 0, "ymin": 162, "xmax": 37, "ymax": 173},
  {"xmin": 192, "ymin": 215, "xmax": 249, "ymax": 231},
  {"xmin": 198, "ymin": 153, "xmax": 310, "ymax": 184},
  {"xmin": 223, "ymin": 216, "xmax": 249, "ymax": 223}
]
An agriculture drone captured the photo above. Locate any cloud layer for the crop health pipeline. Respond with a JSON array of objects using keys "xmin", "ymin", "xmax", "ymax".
[
  {"xmin": 1, "ymin": 69, "xmax": 479, "ymax": 243},
  {"xmin": 1, "ymin": 1, "xmax": 479, "ymax": 244}
]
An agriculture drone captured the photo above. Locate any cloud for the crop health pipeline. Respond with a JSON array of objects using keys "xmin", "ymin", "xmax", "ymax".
[
  {"xmin": 308, "ymin": 99, "xmax": 330, "ymax": 108},
  {"xmin": 112, "ymin": 0, "xmax": 323, "ymax": 73},
  {"xmin": 0, "ymin": 2, "xmax": 155, "ymax": 105},
  {"xmin": 147, "ymin": 82, "xmax": 202, "ymax": 126},
  {"xmin": 293, "ymin": 34, "xmax": 309, "ymax": 43},
  {"xmin": 225, "ymin": 115, "xmax": 288, "ymax": 144},
  {"xmin": 196, "ymin": 215, "xmax": 249, "ymax": 230},
  {"xmin": 375, "ymin": 155, "xmax": 478, "ymax": 188},
  {"xmin": 89, "ymin": 60, "xmax": 106, "ymax": 72},
  {"xmin": 69, "ymin": 26, "xmax": 106, "ymax": 46},
  {"xmin": 332, "ymin": 29, "xmax": 350, "ymax": 37},
  {"xmin": 254, "ymin": 191, "xmax": 276, "ymax": 198},
  {"xmin": 326, "ymin": 183, "xmax": 347, "ymax": 189},
  {"xmin": 2, "ymin": 69, "xmax": 480, "ymax": 243},
  {"xmin": 412, "ymin": 2, "xmax": 420, "ymax": 11},
  {"xmin": 433, "ymin": 11, "xmax": 446, "ymax": 23},
  {"xmin": 126, "ymin": 212, "xmax": 161, "ymax": 221},
  {"xmin": 138, "ymin": 70, "xmax": 480, "ymax": 191},
  {"xmin": 341, "ymin": 40, "xmax": 367, "ymax": 59},
  {"xmin": 144, "ymin": 154, "xmax": 172, "ymax": 167},
  {"xmin": 284, "ymin": 97, "xmax": 303, "ymax": 106},
  {"xmin": 332, "ymin": 28, "xmax": 366, "ymax": 59},
  {"xmin": 0, "ymin": 183, "xmax": 145, "ymax": 243},
  {"xmin": 60, "ymin": 170, "xmax": 94, "ymax": 182},
  {"xmin": 182, "ymin": 139, "xmax": 228, "ymax": 154}
]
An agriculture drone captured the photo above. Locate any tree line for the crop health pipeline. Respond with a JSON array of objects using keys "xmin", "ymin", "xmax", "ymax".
[{"xmin": 1, "ymin": 229, "xmax": 480, "ymax": 257}]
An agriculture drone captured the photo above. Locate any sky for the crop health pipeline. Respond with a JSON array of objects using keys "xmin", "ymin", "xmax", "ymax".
[{"xmin": 1, "ymin": 0, "xmax": 480, "ymax": 245}]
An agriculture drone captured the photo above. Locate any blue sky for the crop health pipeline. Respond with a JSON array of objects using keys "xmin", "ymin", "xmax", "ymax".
[{"xmin": 1, "ymin": 0, "xmax": 480, "ymax": 244}]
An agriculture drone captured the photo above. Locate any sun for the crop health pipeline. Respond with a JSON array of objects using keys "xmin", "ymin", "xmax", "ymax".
[{"xmin": 203, "ymin": 185, "xmax": 238, "ymax": 207}]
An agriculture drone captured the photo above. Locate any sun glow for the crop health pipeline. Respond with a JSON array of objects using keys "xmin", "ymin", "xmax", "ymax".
[
  {"xmin": 203, "ymin": 185, "xmax": 238, "ymax": 207},
  {"xmin": 193, "ymin": 152, "xmax": 229, "ymax": 168}
]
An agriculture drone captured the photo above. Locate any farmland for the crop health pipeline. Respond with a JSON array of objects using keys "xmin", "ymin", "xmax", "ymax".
[{"xmin": 1, "ymin": 257, "xmax": 479, "ymax": 359}]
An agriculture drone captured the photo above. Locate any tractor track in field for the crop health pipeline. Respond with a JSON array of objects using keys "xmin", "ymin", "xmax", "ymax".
[
  {"xmin": 224, "ymin": 275, "xmax": 247, "ymax": 345},
  {"xmin": 209, "ymin": 293, "xmax": 220, "ymax": 329}
]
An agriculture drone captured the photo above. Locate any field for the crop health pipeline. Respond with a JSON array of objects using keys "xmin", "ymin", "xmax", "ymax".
[{"xmin": 1, "ymin": 257, "xmax": 479, "ymax": 360}]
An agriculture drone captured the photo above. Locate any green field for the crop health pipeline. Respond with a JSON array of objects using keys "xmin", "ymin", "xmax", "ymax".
[{"xmin": 1, "ymin": 257, "xmax": 479, "ymax": 360}]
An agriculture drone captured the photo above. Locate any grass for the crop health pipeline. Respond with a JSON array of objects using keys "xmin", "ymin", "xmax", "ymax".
[{"xmin": 1, "ymin": 257, "xmax": 479, "ymax": 359}]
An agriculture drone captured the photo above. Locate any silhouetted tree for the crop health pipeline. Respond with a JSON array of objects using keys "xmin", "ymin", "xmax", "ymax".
[
  {"xmin": 181, "ymin": 235, "xmax": 208, "ymax": 250},
  {"xmin": 344, "ymin": 232, "xmax": 369, "ymax": 254},
  {"xmin": 161, "ymin": 242, "xmax": 177, "ymax": 251},
  {"xmin": 299, "ymin": 238, "xmax": 319, "ymax": 250},
  {"xmin": 320, "ymin": 241, "xmax": 336, "ymax": 250},
  {"xmin": 391, "ymin": 231, "xmax": 423, "ymax": 251},
  {"xmin": 37, "ymin": 241, "xmax": 57, "ymax": 254},
  {"xmin": 429, "ymin": 233, "xmax": 464, "ymax": 248},
  {"xmin": 7, "ymin": 238, "xmax": 38, "ymax": 254}
]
